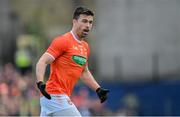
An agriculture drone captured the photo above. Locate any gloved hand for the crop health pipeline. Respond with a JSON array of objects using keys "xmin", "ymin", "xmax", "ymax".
[
  {"xmin": 96, "ymin": 87, "xmax": 109, "ymax": 103},
  {"xmin": 36, "ymin": 81, "xmax": 51, "ymax": 99}
]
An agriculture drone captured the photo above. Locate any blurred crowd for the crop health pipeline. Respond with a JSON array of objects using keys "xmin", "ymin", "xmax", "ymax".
[
  {"xmin": 0, "ymin": 63, "xmax": 39, "ymax": 116},
  {"xmin": 71, "ymin": 87, "xmax": 113, "ymax": 116}
]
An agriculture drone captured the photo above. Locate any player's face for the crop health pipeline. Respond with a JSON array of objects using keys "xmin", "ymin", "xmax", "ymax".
[{"xmin": 74, "ymin": 14, "xmax": 93, "ymax": 38}]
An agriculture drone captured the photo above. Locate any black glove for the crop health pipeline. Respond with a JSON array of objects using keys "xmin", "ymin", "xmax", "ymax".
[
  {"xmin": 36, "ymin": 81, "xmax": 51, "ymax": 99},
  {"xmin": 96, "ymin": 87, "xmax": 109, "ymax": 103}
]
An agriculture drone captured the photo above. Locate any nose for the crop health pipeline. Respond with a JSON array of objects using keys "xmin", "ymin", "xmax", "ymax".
[
  {"xmin": 86, "ymin": 23, "xmax": 90, "ymax": 28},
  {"xmin": 86, "ymin": 22, "xmax": 91, "ymax": 29}
]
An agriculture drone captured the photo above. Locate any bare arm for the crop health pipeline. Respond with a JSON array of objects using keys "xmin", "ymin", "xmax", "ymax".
[
  {"xmin": 36, "ymin": 53, "xmax": 55, "ymax": 82},
  {"xmin": 80, "ymin": 66, "xmax": 100, "ymax": 91}
]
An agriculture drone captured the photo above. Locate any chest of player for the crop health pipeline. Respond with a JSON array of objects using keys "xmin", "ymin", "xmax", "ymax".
[{"xmin": 61, "ymin": 44, "xmax": 88, "ymax": 67}]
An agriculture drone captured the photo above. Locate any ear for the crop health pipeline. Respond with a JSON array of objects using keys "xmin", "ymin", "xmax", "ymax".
[{"xmin": 73, "ymin": 19, "xmax": 77, "ymax": 25}]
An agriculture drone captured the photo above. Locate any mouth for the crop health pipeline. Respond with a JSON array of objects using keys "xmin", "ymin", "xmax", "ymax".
[
  {"xmin": 82, "ymin": 29, "xmax": 89, "ymax": 36},
  {"xmin": 83, "ymin": 29, "xmax": 89, "ymax": 33}
]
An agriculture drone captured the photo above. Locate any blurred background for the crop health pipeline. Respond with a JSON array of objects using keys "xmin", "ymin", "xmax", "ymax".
[{"xmin": 0, "ymin": 0, "xmax": 180, "ymax": 116}]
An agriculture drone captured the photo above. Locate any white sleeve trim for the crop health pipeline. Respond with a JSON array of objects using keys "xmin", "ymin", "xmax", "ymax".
[{"xmin": 45, "ymin": 52, "xmax": 55, "ymax": 60}]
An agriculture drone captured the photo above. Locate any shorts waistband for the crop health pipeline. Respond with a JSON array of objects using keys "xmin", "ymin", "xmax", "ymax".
[{"xmin": 50, "ymin": 94, "xmax": 69, "ymax": 98}]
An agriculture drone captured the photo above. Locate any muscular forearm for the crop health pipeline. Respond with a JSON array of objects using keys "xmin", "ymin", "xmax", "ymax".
[
  {"xmin": 36, "ymin": 53, "xmax": 54, "ymax": 100},
  {"xmin": 36, "ymin": 60, "xmax": 47, "ymax": 82},
  {"xmin": 36, "ymin": 53, "xmax": 54, "ymax": 82},
  {"xmin": 81, "ymin": 68, "xmax": 100, "ymax": 91}
]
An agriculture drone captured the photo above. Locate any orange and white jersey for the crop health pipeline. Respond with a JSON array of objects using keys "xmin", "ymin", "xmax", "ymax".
[{"xmin": 45, "ymin": 31, "xmax": 90, "ymax": 96}]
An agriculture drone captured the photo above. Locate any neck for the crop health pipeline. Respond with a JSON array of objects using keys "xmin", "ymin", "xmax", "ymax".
[
  {"xmin": 71, "ymin": 30, "xmax": 82, "ymax": 43},
  {"xmin": 71, "ymin": 29, "xmax": 82, "ymax": 41},
  {"xmin": 71, "ymin": 29, "xmax": 81, "ymax": 38}
]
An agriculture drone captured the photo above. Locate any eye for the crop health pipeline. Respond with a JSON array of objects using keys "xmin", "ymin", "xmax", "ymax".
[
  {"xmin": 89, "ymin": 21, "xmax": 93, "ymax": 24},
  {"xmin": 82, "ymin": 19, "xmax": 88, "ymax": 23}
]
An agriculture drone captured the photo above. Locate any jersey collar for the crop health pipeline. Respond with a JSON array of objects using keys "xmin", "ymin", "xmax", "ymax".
[{"xmin": 70, "ymin": 31, "xmax": 81, "ymax": 43}]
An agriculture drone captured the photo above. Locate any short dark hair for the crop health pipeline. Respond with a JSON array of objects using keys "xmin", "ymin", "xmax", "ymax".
[{"xmin": 73, "ymin": 6, "xmax": 94, "ymax": 20}]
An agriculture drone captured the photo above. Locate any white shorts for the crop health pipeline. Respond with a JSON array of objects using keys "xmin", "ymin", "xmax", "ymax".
[{"xmin": 40, "ymin": 94, "xmax": 81, "ymax": 116}]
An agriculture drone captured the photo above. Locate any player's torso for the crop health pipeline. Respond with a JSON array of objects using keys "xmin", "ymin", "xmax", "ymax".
[{"xmin": 46, "ymin": 32, "xmax": 89, "ymax": 95}]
